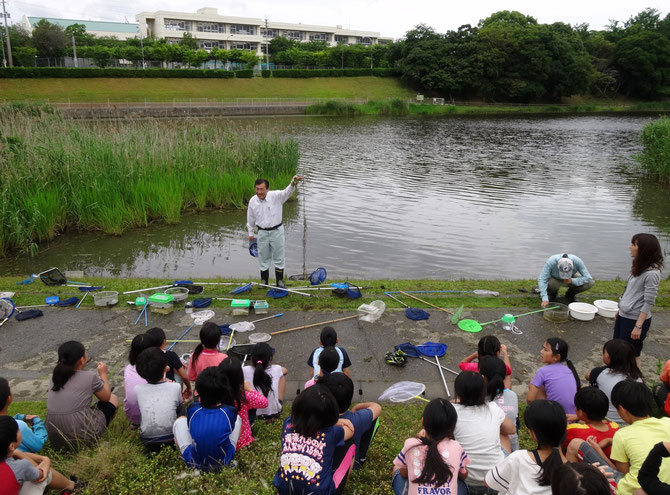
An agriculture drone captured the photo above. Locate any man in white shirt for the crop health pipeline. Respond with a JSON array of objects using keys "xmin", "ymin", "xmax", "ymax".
[{"xmin": 247, "ymin": 175, "xmax": 304, "ymax": 288}]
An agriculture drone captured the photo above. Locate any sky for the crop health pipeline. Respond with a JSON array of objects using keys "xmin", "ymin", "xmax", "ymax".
[{"xmin": 4, "ymin": 0, "xmax": 667, "ymax": 38}]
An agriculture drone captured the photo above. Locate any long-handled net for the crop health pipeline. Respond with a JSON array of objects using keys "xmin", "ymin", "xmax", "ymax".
[
  {"xmin": 385, "ymin": 292, "xmax": 429, "ymax": 320},
  {"xmin": 0, "ymin": 298, "xmax": 16, "ymax": 327},
  {"xmin": 378, "ymin": 381, "xmax": 428, "ymax": 403}
]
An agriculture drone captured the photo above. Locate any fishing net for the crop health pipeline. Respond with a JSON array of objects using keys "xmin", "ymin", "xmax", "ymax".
[
  {"xmin": 191, "ymin": 310, "xmax": 215, "ymax": 325},
  {"xmin": 218, "ymin": 337, "xmax": 236, "ymax": 352},
  {"xmin": 309, "ymin": 267, "xmax": 327, "ymax": 285},
  {"xmin": 175, "ymin": 284, "xmax": 203, "ymax": 294},
  {"xmin": 249, "ymin": 241, "xmax": 258, "ymax": 258},
  {"xmin": 231, "ymin": 283, "xmax": 252, "ymax": 294},
  {"xmin": 0, "ymin": 298, "xmax": 15, "ymax": 320},
  {"xmin": 357, "ymin": 300, "xmax": 386, "ymax": 322},
  {"xmin": 394, "ymin": 342, "xmax": 421, "ymax": 358},
  {"xmin": 39, "ymin": 267, "xmax": 67, "ymax": 286},
  {"xmin": 193, "ymin": 298, "xmax": 212, "ymax": 308},
  {"xmin": 249, "ymin": 332, "xmax": 271, "ymax": 343},
  {"xmin": 230, "ymin": 321, "xmax": 255, "ymax": 333},
  {"xmin": 405, "ymin": 307, "xmax": 429, "ymax": 320},
  {"xmin": 378, "ymin": 381, "xmax": 426, "ymax": 403},
  {"xmin": 333, "ymin": 282, "xmax": 362, "ymax": 299},
  {"xmin": 267, "ymin": 288, "xmax": 289, "ymax": 299},
  {"xmin": 458, "ymin": 319, "xmax": 483, "ymax": 333},
  {"xmin": 227, "ymin": 343, "xmax": 255, "ymax": 361},
  {"xmin": 54, "ymin": 297, "xmax": 79, "ymax": 307},
  {"xmin": 416, "ymin": 342, "xmax": 447, "ymax": 357},
  {"xmin": 219, "ymin": 324, "xmax": 232, "ymax": 335}
]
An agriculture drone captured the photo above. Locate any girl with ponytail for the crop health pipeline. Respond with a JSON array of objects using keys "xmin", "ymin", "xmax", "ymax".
[
  {"xmin": 479, "ymin": 356, "xmax": 520, "ymax": 453},
  {"xmin": 392, "ymin": 398, "xmax": 470, "ymax": 495},
  {"xmin": 242, "ymin": 343, "xmax": 288, "ymax": 419},
  {"xmin": 528, "ymin": 338, "xmax": 580, "ymax": 415},
  {"xmin": 486, "ymin": 399, "xmax": 567, "ymax": 494},
  {"xmin": 46, "ymin": 341, "xmax": 119, "ymax": 451},
  {"xmin": 186, "ymin": 323, "xmax": 227, "ymax": 383}
]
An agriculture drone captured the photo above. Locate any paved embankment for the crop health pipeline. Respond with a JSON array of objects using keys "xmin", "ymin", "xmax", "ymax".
[{"xmin": 2, "ymin": 304, "xmax": 669, "ymax": 403}]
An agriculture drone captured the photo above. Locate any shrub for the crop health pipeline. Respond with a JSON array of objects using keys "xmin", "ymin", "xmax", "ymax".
[
  {"xmin": 0, "ymin": 67, "xmax": 237, "ymax": 78},
  {"xmin": 637, "ymin": 116, "xmax": 670, "ymax": 181},
  {"xmin": 271, "ymin": 68, "xmax": 395, "ymax": 78}
]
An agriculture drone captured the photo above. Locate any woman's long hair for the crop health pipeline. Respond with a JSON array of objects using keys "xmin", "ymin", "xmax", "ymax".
[
  {"xmin": 546, "ymin": 338, "xmax": 581, "ymax": 390},
  {"xmin": 52, "ymin": 341, "xmax": 86, "ymax": 391},
  {"xmin": 603, "ymin": 339, "xmax": 642, "ymax": 380},
  {"xmin": 251, "ymin": 343, "xmax": 273, "ymax": 397},
  {"xmin": 524, "ymin": 400, "xmax": 567, "ymax": 486},
  {"xmin": 631, "ymin": 233, "xmax": 664, "ymax": 277},
  {"xmin": 410, "ymin": 398, "xmax": 458, "ymax": 488}
]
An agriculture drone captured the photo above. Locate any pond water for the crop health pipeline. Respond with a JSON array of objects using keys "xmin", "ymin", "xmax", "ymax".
[{"xmin": 3, "ymin": 114, "xmax": 669, "ymax": 280}]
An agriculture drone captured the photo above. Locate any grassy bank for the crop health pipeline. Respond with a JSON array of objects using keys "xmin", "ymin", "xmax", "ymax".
[
  {"xmin": 2, "ymin": 276, "xmax": 669, "ymax": 312},
  {"xmin": 0, "ymin": 105, "xmax": 298, "ymax": 256},
  {"xmin": 8, "ymin": 400, "xmax": 533, "ymax": 495},
  {"xmin": 637, "ymin": 116, "xmax": 670, "ymax": 182},
  {"xmin": 306, "ymin": 99, "xmax": 670, "ymax": 116},
  {"xmin": 0, "ymin": 77, "xmax": 415, "ymax": 102}
]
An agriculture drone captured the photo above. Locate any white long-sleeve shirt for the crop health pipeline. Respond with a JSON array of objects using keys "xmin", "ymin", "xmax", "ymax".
[{"xmin": 246, "ymin": 183, "xmax": 295, "ymax": 236}]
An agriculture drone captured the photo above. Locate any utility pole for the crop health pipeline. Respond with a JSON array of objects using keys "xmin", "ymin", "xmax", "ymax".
[
  {"xmin": 139, "ymin": 32, "xmax": 145, "ymax": 69},
  {"xmin": 264, "ymin": 17, "xmax": 269, "ymax": 70},
  {"xmin": 71, "ymin": 35, "xmax": 78, "ymax": 67},
  {"xmin": 1, "ymin": 0, "xmax": 12, "ymax": 67}
]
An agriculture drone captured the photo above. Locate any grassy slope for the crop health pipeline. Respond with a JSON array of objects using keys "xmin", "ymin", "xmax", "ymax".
[
  {"xmin": 8, "ymin": 400, "xmax": 534, "ymax": 495},
  {"xmin": 1, "ymin": 276, "xmax": 669, "ymax": 311},
  {"xmin": 0, "ymin": 77, "xmax": 415, "ymax": 102}
]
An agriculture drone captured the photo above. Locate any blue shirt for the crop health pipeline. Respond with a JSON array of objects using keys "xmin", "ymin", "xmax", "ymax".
[
  {"xmin": 181, "ymin": 403, "xmax": 237, "ymax": 471},
  {"xmin": 13, "ymin": 415, "xmax": 47, "ymax": 453},
  {"xmin": 538, "ymin": 253, "xmax": 593, "ymax": 301},
  {"xmin": 341, "ymin": 409, "xmax": 373, "ymax": 465},
  {"xmin": 274, "ymin": 417, "xmax": 345, "ymax": 495}
]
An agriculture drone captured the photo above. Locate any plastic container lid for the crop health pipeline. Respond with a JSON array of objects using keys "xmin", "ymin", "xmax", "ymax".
[
  {"xmin": 231, "ymin": 299, "xmax": 251, "ymax": 308},
  {"xmin": 148, "ymin": 293, "xmax": 174, "ymax": 304}
]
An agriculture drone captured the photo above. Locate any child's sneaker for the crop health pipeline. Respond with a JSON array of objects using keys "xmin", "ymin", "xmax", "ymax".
[{"xmin": 385, "ymin": 350, "xmax": 407, "ymax": 367}]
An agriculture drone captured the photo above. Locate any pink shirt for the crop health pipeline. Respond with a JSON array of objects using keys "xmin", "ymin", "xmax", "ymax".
[
  {"xmin": 123, "ymin": 364, "xmax": 146, "ymax": 425},
  {"xmin": 459, "ymin": 361, "xmax": 512, "ymax": 375},
  {"xmin": 235, "ymin": 390, "xmax": 269, "ymax": 449},
  {"xmin": 393, "ymin": 437, "xmax": 469, "ymax": 495},
  {"xmin": 187, "ymin": 349, "xmax": 227, "ymax": 382}
]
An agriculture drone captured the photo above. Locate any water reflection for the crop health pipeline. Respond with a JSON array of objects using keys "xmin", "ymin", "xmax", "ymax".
[{"xmin": 2, "ymin": 115, "xmax": 669, "ymax": 280}]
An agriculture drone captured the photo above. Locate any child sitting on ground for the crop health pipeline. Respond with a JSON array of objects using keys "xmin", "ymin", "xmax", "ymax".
[
  {"xmin": 187, "ymin": 323, "xmax": 227, "ymax": 384},
  {"xmin": 134, "ymin": 347, "xmax": 182, "ymax": 451},
  {"xmin": 564, "ymin": 387, "xmax": 619, "ymax": 465},
  {"xmin": 321, "ymin": 372, "xmax": 382, "ymax": 469},
  {"xmin": 478, "ymin": 356, "xmax": 519, "ymax": 452},
  {"xmin": 307, "ymin": 327, "xmax": 351, "ymax": 379},
  {"xmin": 393, "ymin": 398, "xmax": 469, "ymax": 495},
  {"xmin": 123, "ymin": 333, "xmax": 157, "ymax": 427},
  {"xmin": 460, "ymin": 335, "xmax": 513, "ymax": 388},
  {"xmin": 0, "ymin": 416, "xmax": 80, "ymax": 494},
  {"xmin": 586, "ymin": 339, "xmax": 643, "ymax": 425},
  {"xmin": 655, "ymin": 359, "xmax": 670, "ymax": 417},
  {"xmin": 528, "ymin": 337, "xmax": 580, "ymax": 416},
  {"xmin": 218, "ymin": 356, "xmax": 268, "ymax": 449},
  {"xmin": 146, "ymin": 327, "xmax": 192, "ymax": 399},
  {"xmin": 550, "ymin": 462, "xmax": 613, "ymax": 495},
  {"xmin": 453, "ymin": 371, "xmax": 516, "ymax": 494},
  {"xmin": 304, "ymin": 347, "xmax": 341, "ymax": 389},
  {"xmin": 486, "ymin": 399, "xmax": 568, "ymax": 495},
  {"xmin": 572, "ymin": 380, "xmax": 670, "ymax": 495},
  {"xmin": 242, "ymin": 343, "xmax": 287, "ymax": 420},
  {"xmin": 0, "ymin": 377, "xmax": 47, "ymax": 453},
  {"xmin": 173, "ymin": 367, "xmax": 241, "ymax": 471},
  {"xmin": 274, "ymin": 384, "xmax": 354, "ymax": 495}
]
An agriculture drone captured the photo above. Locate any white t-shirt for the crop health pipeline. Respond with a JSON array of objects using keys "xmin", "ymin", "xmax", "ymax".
[
  {"xmin": 485, "ymin": 450, "xmax": 551, "ymax": 495},
  {"xmin": 134, "ymin": 381, "xmax": 181, "ymax": 442},
  {"xmin": 494, "ymin": 389, "xmax": 520, "ymax": 452},
  {"xmin": 243, "ymin": 364, "xmax": 284, "ymax": 416},
  {"xmin": 453, "ymin": 401, "xmax": 506, "ymax": 484},
  {"xmin": 595, "ymin": 369, "xmax": 642, "ymax": 425}
]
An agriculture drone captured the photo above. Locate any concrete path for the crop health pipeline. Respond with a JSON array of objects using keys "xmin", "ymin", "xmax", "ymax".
[{"xmin": 1, "ymin": 304, "xmax": 669, "ymax": 403}]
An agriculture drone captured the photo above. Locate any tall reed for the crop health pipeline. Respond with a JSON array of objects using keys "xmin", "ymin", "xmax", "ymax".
[
  {"xmin": 637, "ymin": 116, "xmax": 670, "ymax": 182},
  {"xmin": 0, "ymin": 105, "xmax": 298, "ymax": 255}
]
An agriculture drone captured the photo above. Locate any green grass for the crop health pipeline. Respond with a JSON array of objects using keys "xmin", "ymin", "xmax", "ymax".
[
  {"xmin": 306, "ymin": 100, "xmax": 670, "ymax": 117},
  {"xmin": 0, "ymin": 104, "xmax": 298, "ymax": 255},
  {"xmin": 2, "ymin": 276, "xmax": 669, "ymax": 312},
  {"xmin": 637, "ymin": 116, "xmax": 670, "ymax": 181},
  {"xmin": 0, "ymin": 77, "xmax": 415, "ymax": 102},
  {"xmin": 7, "ymin": 399, "xmax": 534, "ymax": 495}
]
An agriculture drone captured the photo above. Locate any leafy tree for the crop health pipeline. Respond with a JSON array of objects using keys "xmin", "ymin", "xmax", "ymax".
[
  {"xmin": 12, "ymin": 46, "xmax": 37, "ymax": 67},
  {"xmin": 614, "ymin": 31, "xmax": 670, "ymax": 97},
  {"xmin": 64, "ymin": 23, "xmax": 94, "ymax": 45},
  {"xmin": 269, "ymin": 36, "xmax": 298, "ymax": 57},
  {"xmin": 187, "ymin": 49, "xmax": 210, "ymax": 68},
  {"xmin": 179, "ymin": 32, "xmax": 198, "ymax": 50},
  {"xmin": 32, "ymin": 19, "xmax": 67, "ymax": 57},
  {"xmin": 301, "ymin": 40, "xmax": 328, "ymax": 52},
  {"xmin": 89, "ymin": 45, "xmax": 114, "ymax": 68}
]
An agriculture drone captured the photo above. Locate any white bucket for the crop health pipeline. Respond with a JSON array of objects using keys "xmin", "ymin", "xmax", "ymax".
[
  {"xmin": 568, "ymin": 302, "xmax": 598, "ymax": 321},
  {"xmin": 593, "ymin": 300, "xmax": 619, "ymax": 318}
]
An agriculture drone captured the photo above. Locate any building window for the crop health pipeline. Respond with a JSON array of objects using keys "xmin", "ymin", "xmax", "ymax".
[
  {"xmin": 260, "ymin": 28, "xmax": 276, "ymax": 38},
  {"xmin": 198, "ymin": 40, "xmax": 225, "ymax": 50},
  {"xmin": 309, "ymin": 32, "xmax": 329, "ymax": 41},
  {"xmin": 230, "ymin": 24, "xmax": 256, "ymax": 35},
  {"xmin": 378, "ymin": 39, "xmax": 390, "ymax": 45},
  {"xmin": 335, "ymin": 35, "xmax": 348, "ymax": 44},
  {"xmin": 164, "ymin": 19, "xmax": 190, "ymax": 31},
  {"xmin": 197, "ymin": 22, "xmax": 224, "ymax": 33},
  {"xmin": 285, "ymin": 30, "xmax": 303, "ymax": 41},
  {"xmin": 356, "ymin": 36, "xmax": 372, "ymax": 45},
  {"xmin": 230, "ymin": 42, "xmax": 257, "ymax": 51},
  {"xmin": 166, "ymin": 38, "xmax": 180, "ymax": 45}
]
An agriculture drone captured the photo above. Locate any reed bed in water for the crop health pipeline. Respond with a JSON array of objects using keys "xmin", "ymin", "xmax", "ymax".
[
  {"xmin": 637, "ymin": 116, "xmax": 670, "ymax": 182},
  {"xmin": 0, "ymin": 104, "xmax": 298, "ymax": 255}
]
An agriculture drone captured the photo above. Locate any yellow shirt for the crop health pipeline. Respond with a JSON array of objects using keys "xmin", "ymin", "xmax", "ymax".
[{"xmin": 610, "ymin": 417, "xmax": 670, "ymax": 495}]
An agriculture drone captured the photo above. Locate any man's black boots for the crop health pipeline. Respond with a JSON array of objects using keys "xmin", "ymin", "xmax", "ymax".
[
  {"xmin": 276, "ymin": 268, "xmax": 285, "ymax": 289},
  {"xmin": 261, "ymin": 270, "xmax": 269, "ymax": 286}
]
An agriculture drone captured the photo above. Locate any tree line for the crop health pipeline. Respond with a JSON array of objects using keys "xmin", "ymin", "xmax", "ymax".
[{"xmin": 4, "ymin": 8, "xmax": 670, "ymax": 101}]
